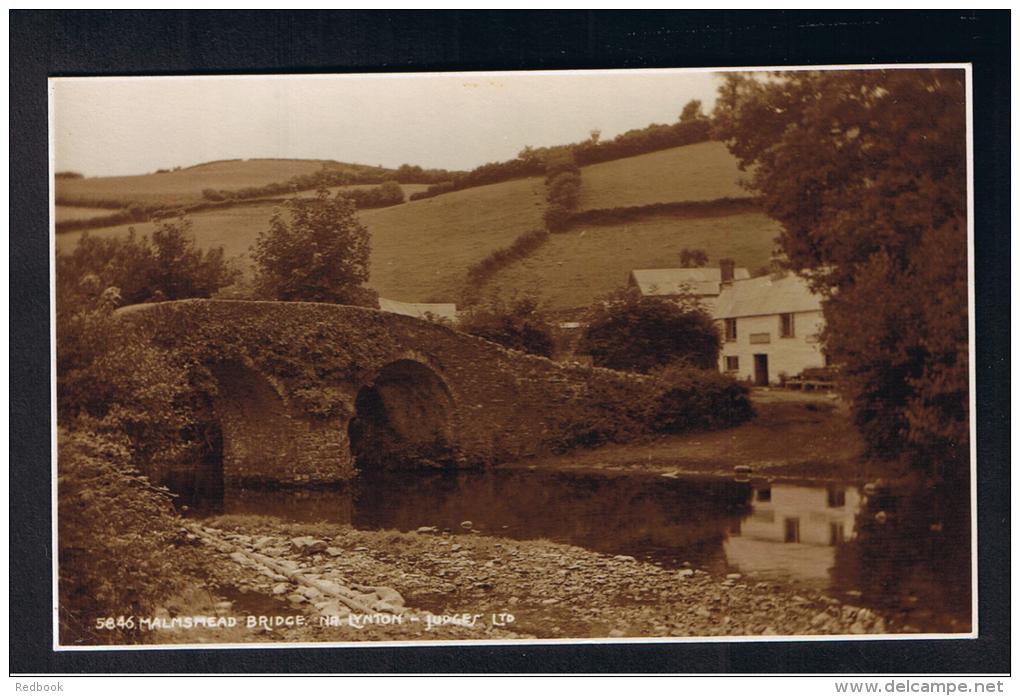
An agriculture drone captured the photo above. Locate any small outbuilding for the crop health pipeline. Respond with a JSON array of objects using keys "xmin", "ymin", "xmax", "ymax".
[
  {"xmin": 628, "ymin": 261, "xmax": 750, "ymax": 314},
  {"xmin": 378, "ymin": 297, "xmax": 458, "ymax": 324}
]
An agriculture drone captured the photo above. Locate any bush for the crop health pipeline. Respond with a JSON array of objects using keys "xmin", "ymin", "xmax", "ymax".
[
  {"xmin": 580, "ymin": 288, "xmax": 721, "ymax": 373},
  {"xmin": 546, "ymin": 171, "xmax": 581, "ymax": 209},
  {"xmin": 466, "ymin": 228, "xmax": 548, "ymax": 284},
  {"xmin": 547, "ymin": 376, "xmax": 656, "ymax": 450},
  {"xmin": 649, "ymin": 365, "xmax": 754, "ymax": 433},
  {"xmin": 56, "ymin": 281, "xmax": 198, "ymax": 471},
  {"xmin": 679, "ymin": 247, "xmax": 709, "ymax": 268},
  {"xmin": 56, "ymin": 219, "xmax": 239, "ymax": 305},
  {"xmin": 342, "ymin": 180, "xmax": 404, "ymax": 209},
  {"xmin": 459, "ymin": 294, "xmax": 555, "ymax": 357},
  {"xmin": 547, "ymin": 365, "xmax": 752, "ymax": 452},
  {"xmin": 543, "ymin": 203, "xmax": 573, "ymax": 232},
  {"xmin": 58, "ymin": 429, "xmax": 197, "ymax": 645}
]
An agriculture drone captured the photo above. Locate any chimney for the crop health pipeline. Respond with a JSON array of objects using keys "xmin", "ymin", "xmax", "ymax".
[{"xmin": 720, "ymin": 258, "xmax": 735, "ymax": 286}]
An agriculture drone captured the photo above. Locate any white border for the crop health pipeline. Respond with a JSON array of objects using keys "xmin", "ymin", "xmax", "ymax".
[{"xmin": 48, "ymin": 63, "xmax": 979, "ymax": 651}]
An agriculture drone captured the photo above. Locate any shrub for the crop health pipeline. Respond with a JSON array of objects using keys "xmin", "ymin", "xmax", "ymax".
[
  {"xmin": 57, "ymin": 428, "xmax": 197, "ymax": 645},
  {"xmin": 580, "ymin": 288, "xmax": 721, "ymax": 373},
  {"xmin": 649, "ymin": 365, "xmax": 754, "ymax": 433},
  {"xmin": 56, "ymin": 281, "xmax": 198, "ymax": 472},
  {"xmin": 466, "ymin": 228, "xmax": 548, "ymax": 284},
  {"xmin": 546, "ymin": 171, "xmax": 581, "ymax": 209},
  {"xmin": 342, "ymin": 180, "xmax": 404, "ymax": 209},
  {"xmin": 56, "ymin": 219, "xmax": 239, "ymax": 305},
  {"xmin": 543, "ymin": 203, "xmax": 573, "ymax": 232},
  {"xmin": 459, "ymin": 294, "xmax": 555, "ymax": 357},
  {"xmin": 547, "ymin": 375, "xmax": 656, "ymax": 450},
  {"xmin": 679, "ymin": 247, "xmax": 709, "ymax": 268},
  {"xmin": 547, "ymin": 365, "xmax": 752, "ymax": 452}
]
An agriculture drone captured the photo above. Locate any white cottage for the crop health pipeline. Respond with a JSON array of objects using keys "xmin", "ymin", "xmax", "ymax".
[
  {"xmin": 713, "ymin": 272, "xmax": 826, "ymax": 385},
  {"xmin": 723, "ymin": 483, "xmax": 860, "ymax": 584}
]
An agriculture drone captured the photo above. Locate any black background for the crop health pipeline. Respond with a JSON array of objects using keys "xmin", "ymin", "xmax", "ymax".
[{"xmin": 10, "ymin": 10, "xmax": 1010, "ymax": 674}]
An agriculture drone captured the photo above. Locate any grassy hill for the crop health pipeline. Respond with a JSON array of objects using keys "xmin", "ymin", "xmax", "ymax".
[
  {"xmin": 578, "ymin": 140, "xmax": 749, "ymax": 210},
  {"xmin": 481, "ymin": 212, "xmax": 781, "ymax": 309},
  {"xmin": 57, "ymin": 175, "xmax": 547, "ymax": 303},
  {"xmin": 55, "ymin": 158, "xmax": 392, "ymax": 208},
  {"xmin": 56, "ymin": 141, "xmax": 777, "ymax": 308}
]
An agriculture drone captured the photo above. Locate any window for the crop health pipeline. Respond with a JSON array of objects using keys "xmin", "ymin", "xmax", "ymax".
[
  {"xmin": 827, "ymin": 487, "xmax": 846, "ymax": 508},
  {"xmin": 725, "ymin": 355, "xmax": 739, "ymax": 372},
  {"xmin": 724, "ymin": 318, "xmax": 737, "ymax": 342},
  {"xmin": 829, "ymin": 522, "xmax": 845, "ymax": 546},
  {"xmin": 756, "ymin": 486, "xmax": 771, "ymax": 502},
  {"xmin": 780, "ymin": 313, "xmax": 795, "ymax": 338}
]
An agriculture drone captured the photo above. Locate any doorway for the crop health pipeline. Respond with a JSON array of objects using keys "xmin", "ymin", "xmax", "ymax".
[{"xmin": 753, "ymin": 354, "xmax": 769, "ymax": 386}]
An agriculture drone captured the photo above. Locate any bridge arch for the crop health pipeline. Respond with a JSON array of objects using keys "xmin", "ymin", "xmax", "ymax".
[
  {"xmin": 348, "ymin": 358, "xmax": 457, "ymax": 471},
  {"xmin": 211, "ymin": 360, "xmax": 349, "ymax": 484}
]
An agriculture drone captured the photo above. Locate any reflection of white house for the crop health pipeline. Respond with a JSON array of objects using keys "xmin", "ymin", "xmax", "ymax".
[
  {"xmin": 714, "ymin": 272, "xmax": 826, "ymax": 385},
  {"xmin": 629, "ymin": 262, "xmax": 750, "ymax": 314},
  {"xmin": 378, "ymin": 297, "xmax": 458, "ymax": 324},
  {"xmin": 723, "ymin": 484, "xmax": 860, "ymax": 586}
]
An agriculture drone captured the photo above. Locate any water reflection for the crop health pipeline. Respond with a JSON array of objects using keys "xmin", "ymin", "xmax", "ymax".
[
  {"xmin": 204, "ymin": 470, "xmax": 753, "ymax": 569},
  {"xmin": 723, "ymin": 483, "xmax": 861, "ymax": 586},
  {"xmin": 179, "ymin": 466, "xmax": 970, "ymax": 631}
]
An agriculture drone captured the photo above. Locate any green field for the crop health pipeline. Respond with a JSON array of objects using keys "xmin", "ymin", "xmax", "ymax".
[
  {"xmin": 482, "ymin": 212, "xmax": 781, "ymax": 309},
  {"xmin": 57, "ymin": 175, "xmax": 546, "ymax": 303},
  {"xmin": 578, "ymin": 141, "xmax": 749, "ymax": 210},
  {"xmin": 285, "ymin": 183, "xmax": 431, "ymax": 200},
  {"xmin": 55, "ymin": 158, "xmax": 387, "ymax": 208},
  {"xmin": 54, "ymin": 205, "xmax": 120, "ymax": 223},
  {"xmin": 55, "ymin": 140, "xmax": 775, "ymax": 308}
]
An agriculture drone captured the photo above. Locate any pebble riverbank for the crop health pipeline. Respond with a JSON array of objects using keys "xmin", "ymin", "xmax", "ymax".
[{"xmin": 156, "ymin": 515, "xmax": 910, "ymax": 644}]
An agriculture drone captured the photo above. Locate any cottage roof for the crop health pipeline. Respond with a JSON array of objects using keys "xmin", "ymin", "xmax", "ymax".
[
  {"xmin": 378, "ymin": 297, "xmax": 458, "ymax": 322},
  {"xmin": 713, "ymin": 273, "xmax": 822, "ymax": 319},
  {"xmin": 629, "ymin": 267, "xmax": 750, "ymax": 297}
]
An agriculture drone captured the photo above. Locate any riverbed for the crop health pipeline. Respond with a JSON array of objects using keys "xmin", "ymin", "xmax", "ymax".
[{"xmin": 179, "ymin": 465, "xmax": 972, "ymax": 636}]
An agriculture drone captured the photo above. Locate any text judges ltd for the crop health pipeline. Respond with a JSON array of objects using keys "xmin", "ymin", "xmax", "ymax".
[{"xmin": 96, "ymin": 612, "xmax": 516, "ymax": 631}]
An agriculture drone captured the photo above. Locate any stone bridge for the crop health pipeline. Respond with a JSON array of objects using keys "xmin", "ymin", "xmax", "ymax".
[{"xmin": 122, "ymin": 300, "xmax": 657, "ymax": 486}]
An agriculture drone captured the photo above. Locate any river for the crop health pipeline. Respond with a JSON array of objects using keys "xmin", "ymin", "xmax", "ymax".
[{"xmin": 178, "ymin": 466, "xmax": 972, "ymax": 633}]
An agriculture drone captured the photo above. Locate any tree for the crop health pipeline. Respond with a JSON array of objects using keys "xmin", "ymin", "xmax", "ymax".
[
  {"xmin": 679, "ymin": 99, "xmax": 705, "ymax": 123},
  {"xmin": 56, "ymin": 219, "xmax": 237, "ymax": 307},
  {"xmin": 580, "ymin": 288, "xmax": 720, "ymax": 373},
  {"xmin": 713, "ymin": 69, "xmax": 968, "ymax": 477},
  {"xmin": 679, "ymin": 247, "xmax": 709, "ymax": 268},
  {"xmin": 149, "ymin": 218, "xmax": 238, "ymax": 300},
  {"xmin": 459, "ymin": 294, "xmax": 555, "ymax": 357},
  {"xmin": 252, "ymin": 187, "xmax": 378, "ymax": 307}
]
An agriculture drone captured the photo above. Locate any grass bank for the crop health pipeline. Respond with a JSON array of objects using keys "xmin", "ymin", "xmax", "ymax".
[{"xmin": 521, "ymin": 390, "xmax": 881, "ymax": 482}]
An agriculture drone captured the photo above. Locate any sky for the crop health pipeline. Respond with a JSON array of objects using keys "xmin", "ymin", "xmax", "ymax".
[{"xmin": 50, "ymin": 69, "xmax": 723, "ymax": 177}]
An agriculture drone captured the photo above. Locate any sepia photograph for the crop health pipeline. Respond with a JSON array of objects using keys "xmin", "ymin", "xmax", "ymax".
[{"xmin": 47, "ymin": 64, "xmax": 979, "ymax": 651}]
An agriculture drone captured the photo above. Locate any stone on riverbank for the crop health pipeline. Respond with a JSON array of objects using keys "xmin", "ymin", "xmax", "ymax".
[{"xmin": 291, "ymin": 537, "xmax": 328, "ymax": 555}]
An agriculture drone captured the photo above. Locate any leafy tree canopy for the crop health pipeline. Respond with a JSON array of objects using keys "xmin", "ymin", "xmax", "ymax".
[
  {"xmin": 713, "ymin": 69, "xmax": 968, "ymax": 475},
  {"xmin": 679, "ymin": 247, "xmax": 709, "ymax": 268},
  {"xmin": 252, "ymin": 187, "xmax": 378, "ymax": 307},
  {"xmin": 459, "ymin": 294, "xmax": 555, "ymax": 358},
  {"xmin": 580, "ymin": 288, "xmax": 720, "ymax": 374}
]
